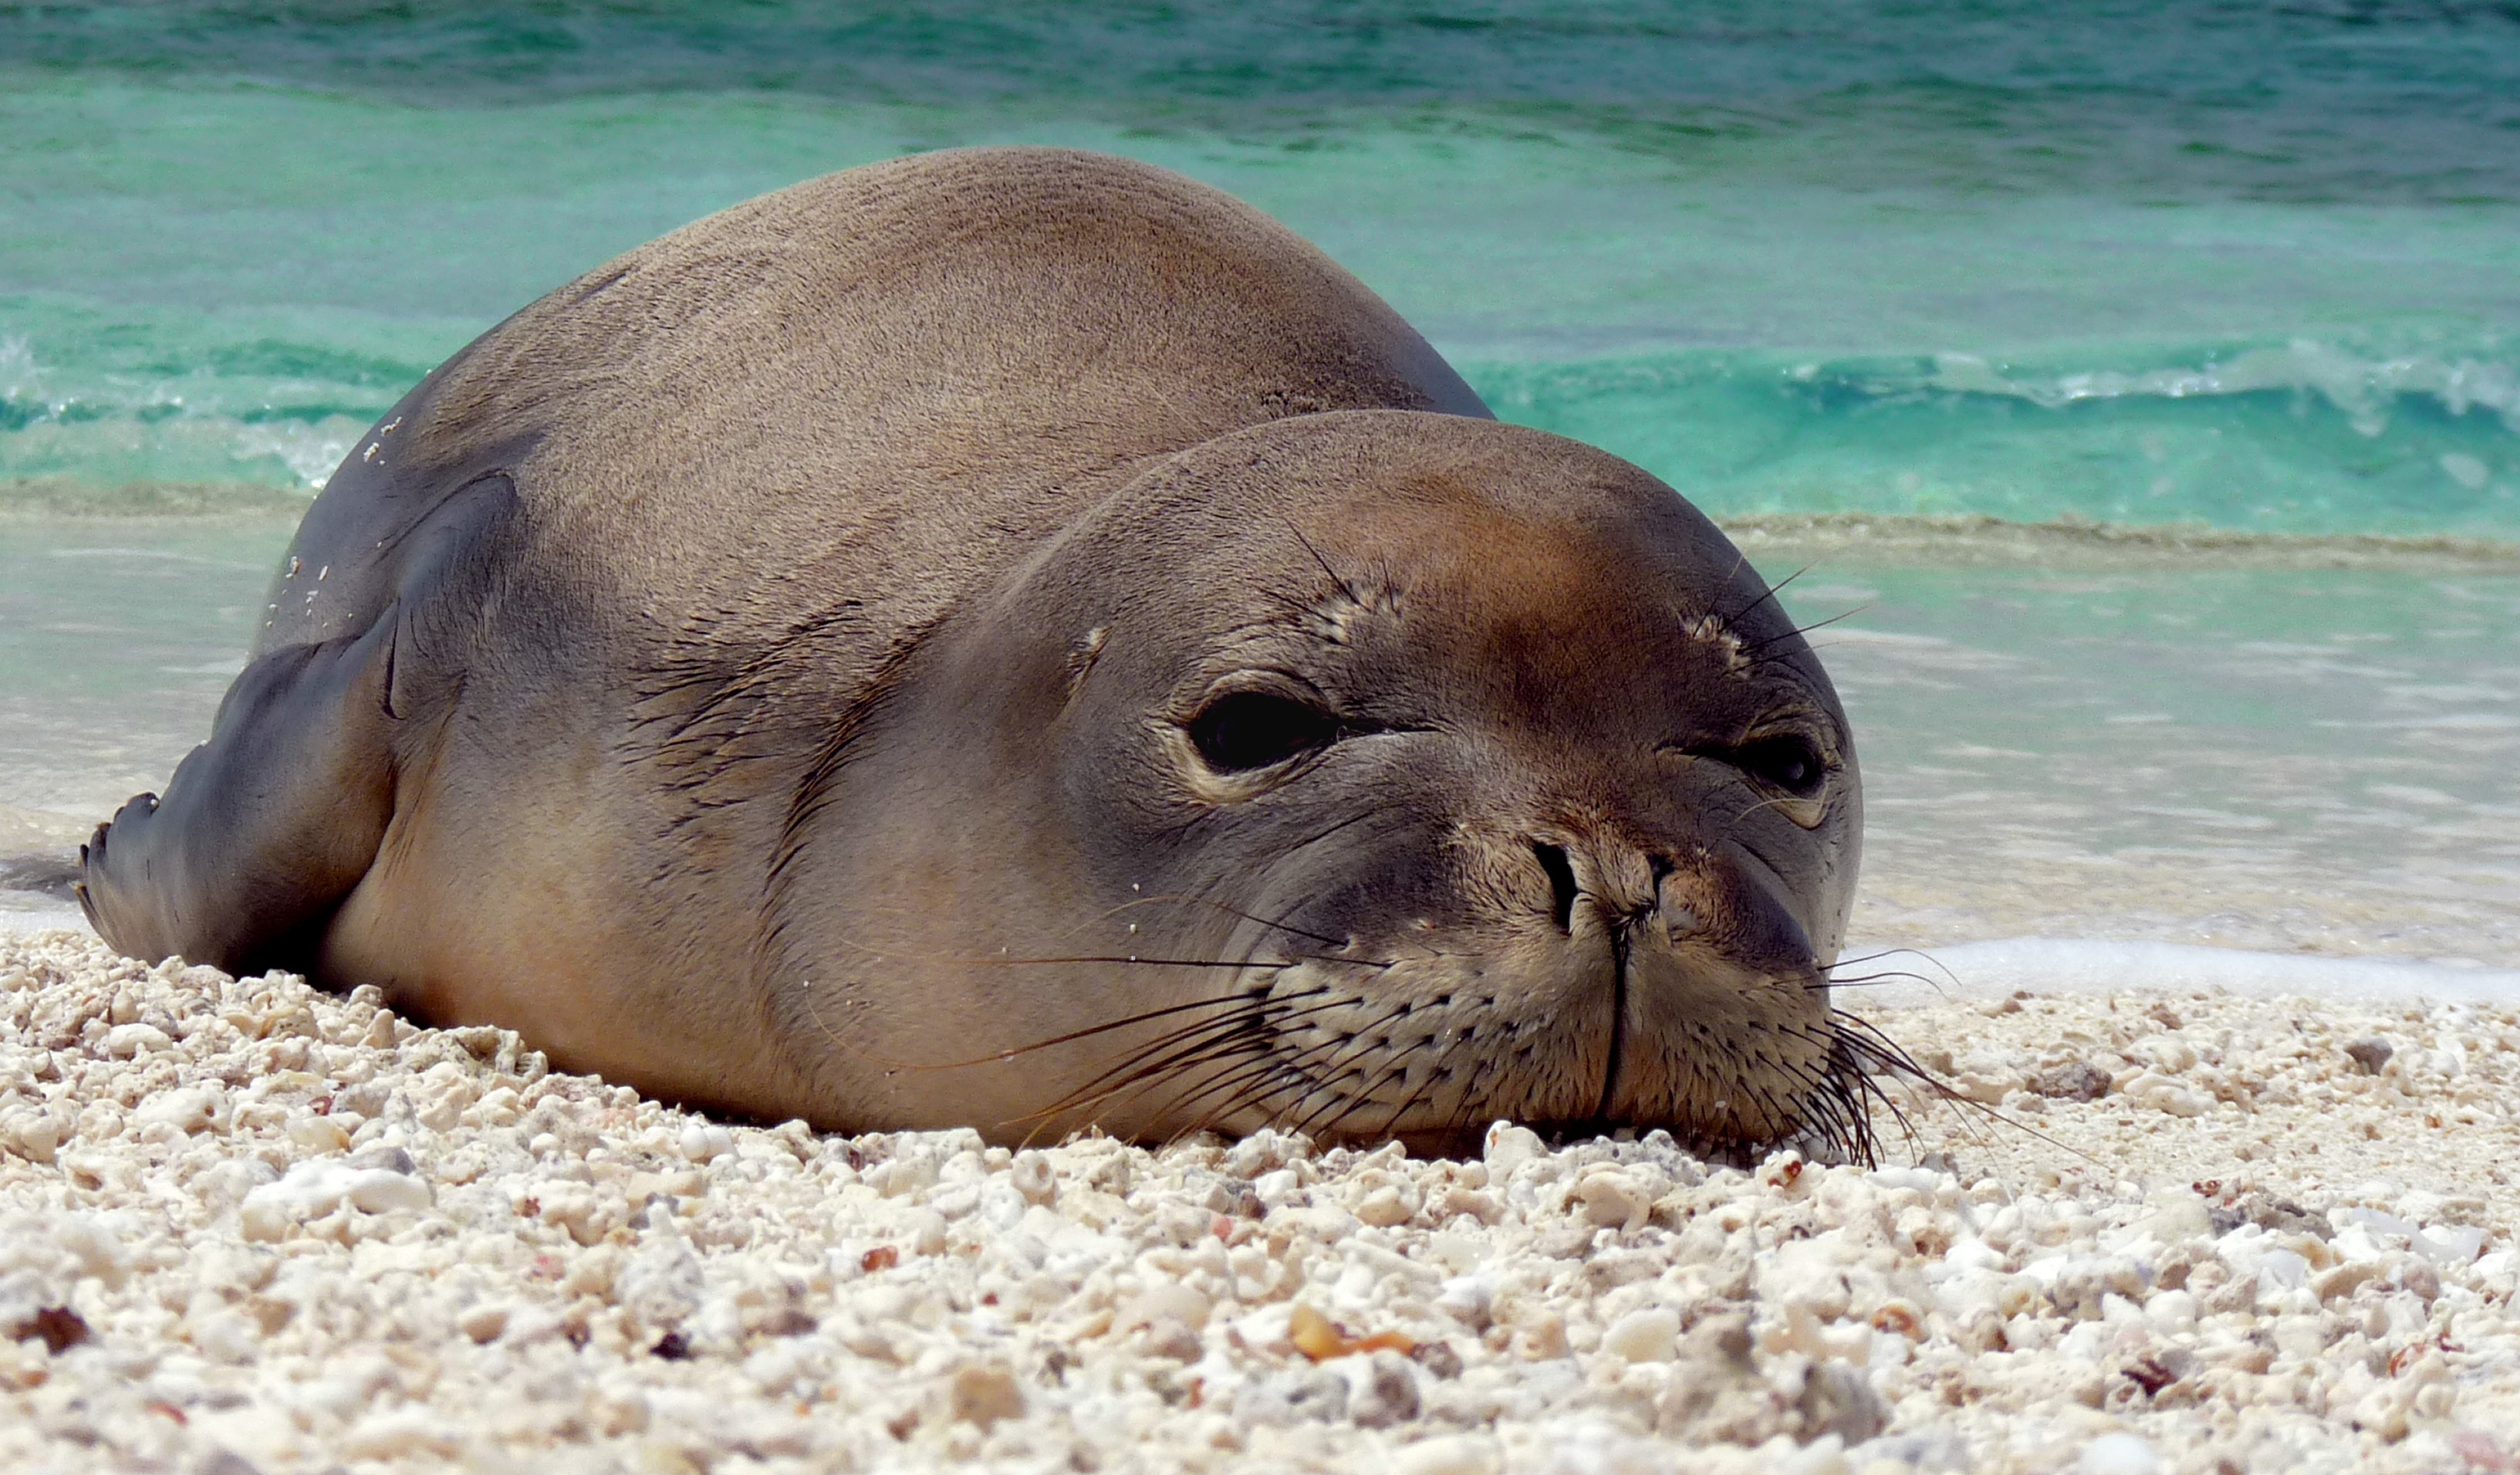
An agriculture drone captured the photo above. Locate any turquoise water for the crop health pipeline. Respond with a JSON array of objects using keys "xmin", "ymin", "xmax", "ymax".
[
  {"xmin": 4, "ymin": 3, "xmax": 2517, "ymax": 533},
  {"xmin": 9, "ymin": 517, "xmax": 2515, "ymax": 965},
  {"xmin": 3, "ymin": 4, "xmax": 2517, "ymax": 958}
]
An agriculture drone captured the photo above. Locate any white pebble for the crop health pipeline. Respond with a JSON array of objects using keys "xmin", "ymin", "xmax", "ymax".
[
  {"xmin": 2079, "ymin": 1433, "xmax": 2160, "ymax": 1475},
  {"xmin": 1482, "ymin": 1121, "xmax": 1544, "ymax": 1175},
  {"xmin": 1008, "ymin": 1150, "xmax": 1056, "ymax": 1203},
  {"xmin": 1600, "ymin": 1307, "xmax": 1680, "ymax": 1362},
  {"xmin": 239, "ymin": 1160, "xmax": 431, "ymax": 1239},
  {"xmin": 136, "ymin": 1086, "xmax": 226, "ymax": 1135},
  {"xmin": 103, "ymin": 1023, "xmax": 172, "ymax": 1057},
  {"xmin": 1391, "ymin": 1434, "xmax": 1502, "ymax": 1475}
]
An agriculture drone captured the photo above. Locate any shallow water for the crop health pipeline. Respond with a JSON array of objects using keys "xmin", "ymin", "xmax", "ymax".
[
  {"xmin": 1756, "ymin": 539, "xmax": 2520, "ymax": 964},
  {"xmin": 0, "ymin": 519, "xmax": 282, "ymax": 835},
  {"xmin": 4, "ymin": 5, "xmax": 2517, "ymax": 533},
  {"xmin": 5, "ymin": 518, "xmax": 2512, "ymax": 971},
  {"xmin": 2, "ymin": 3, "xmax": 2515, "ymax": 964}
]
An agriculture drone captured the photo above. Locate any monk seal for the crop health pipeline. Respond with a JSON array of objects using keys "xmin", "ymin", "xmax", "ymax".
[{"xmin": 80, "ymin": 147, "xmax": 1872, "ymax": 1155}]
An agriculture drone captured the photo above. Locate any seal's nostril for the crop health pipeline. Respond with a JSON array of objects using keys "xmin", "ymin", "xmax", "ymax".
[
  {"xmin": 1532, "ymin": 842, "xmax": 1577, "ymax": 933},
  {"xmin": 1648, "ymin": 854, "xmax": 1674, "ymax": 887}
]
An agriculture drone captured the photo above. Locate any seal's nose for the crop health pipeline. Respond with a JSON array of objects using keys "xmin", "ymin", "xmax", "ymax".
[
  {"xmin": 1524, "ymin": 833, "xmax": 1676, "ymax": 939},
  {"xmin": 1529, "ymin": 841, "xmax": 1578, "ymax": 932}
]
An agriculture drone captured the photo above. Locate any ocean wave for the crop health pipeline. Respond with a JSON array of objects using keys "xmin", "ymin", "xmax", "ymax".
[
  {"xmin": 8, "ymin": 321, "xmax": 2519, "ymax": 543},
  {"xmin": 0, "ymin": 326, "xmax": 414, "ymax": 502},
  {"xmin": 1913, "ymin": 341, "xmax": 2520, "ymax": 438},
  {"xmin": 1465, "ymin": 337, "xmax": 2520, "ymax": 539}
]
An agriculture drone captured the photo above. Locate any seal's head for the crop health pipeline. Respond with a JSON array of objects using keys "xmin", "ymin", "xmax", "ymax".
[{"xmin": 785, "ymin": 411, "xmax": 1866, "ymax": 1157}]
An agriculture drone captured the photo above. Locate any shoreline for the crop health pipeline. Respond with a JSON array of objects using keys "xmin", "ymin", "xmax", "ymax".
[
  {"xmin": 5, "ymin": 927, "xmax": 2520, "ymax": 1473},
  {"xmin": 9, "ymin": 504, "xmax": 2519, "ymax": 566}
]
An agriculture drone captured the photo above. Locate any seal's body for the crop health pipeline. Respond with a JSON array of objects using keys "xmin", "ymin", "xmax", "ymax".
[{"xmin": 83, "ymin": 149, "xmax": 1868, "ymax": 1154}]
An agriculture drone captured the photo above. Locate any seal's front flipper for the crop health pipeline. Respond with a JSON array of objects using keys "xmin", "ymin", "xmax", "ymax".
[{"xmin": 80, "ymin": 612, "xmax": 402, "ymax": 976}]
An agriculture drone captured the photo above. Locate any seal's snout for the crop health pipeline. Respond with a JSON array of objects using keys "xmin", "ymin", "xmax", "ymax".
[
  {"xmin": 1450, "ymin": 815, "xmax": 1841, "ymax": 1149},
  {"xmin": 1517, "ymin": 827, "xmax": 1798, "ymax": 965}
]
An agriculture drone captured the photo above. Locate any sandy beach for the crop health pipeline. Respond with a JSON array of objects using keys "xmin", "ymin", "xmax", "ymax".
[
  {"xmin": 7, "ymin": 925, "xmax": 2520, "ymax": 1475},
  {"xmin": 6, "ymin": 7, "xmax": 2518, "ymax": 1473}
]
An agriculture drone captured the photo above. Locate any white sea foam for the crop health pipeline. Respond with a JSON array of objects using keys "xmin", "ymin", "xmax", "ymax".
[
  {"xmin": 1869, "ymin": 937, "xmax": 2520, "ymax": 1009},
  {"xmin": 1924, "ymin": 340, "xmax": 2520, "ymax": 438}
]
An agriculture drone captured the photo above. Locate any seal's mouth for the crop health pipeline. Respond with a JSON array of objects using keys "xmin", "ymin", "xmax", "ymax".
[
  {"xmin": 980, "ymin": 803, "xmax": 1883, "ymax": 1156},
  {"xmin": 1368, "ymin": 957, "xmax": 1904, "ymax": 1168},
  {"xmin": 996, "ymin": 932, "xmax": 1911, "ymax": 1165}
]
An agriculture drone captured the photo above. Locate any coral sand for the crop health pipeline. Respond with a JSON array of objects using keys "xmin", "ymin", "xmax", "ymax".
[{"xmin": 5, "ymin": 929, "xmax": 2518, "ymax": 1474}]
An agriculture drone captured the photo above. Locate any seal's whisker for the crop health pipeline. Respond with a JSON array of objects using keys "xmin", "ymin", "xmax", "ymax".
[
  {"xmin": 820, "ymin": 932, "xmax": 1381, "ymax": 970},
  {"xmin": 1306, "ymin": 1053, "xmax": 1414, "ymax": 1143},
  {"xmin": 1718, "ymin": 560, "xmax": 1817, "ymax": 628},
  {"xmin": 1095, "ymin": 893, "xmax": 1350, "ymax": 949},
  {"xmin": 790, "ymin": 928, "xmax": 1384, "ymax": 1081},
  {"xmin": 1025, "ymin": 1000, "xmax": 1301, "ymax": 1118},
  {"xmin": 1824, "ymin": 947, "xmax": 1927, "ymax": 972},
  {"xmin": 1320, "ymin": 1011, "xmax": 1481, "ymax": 1144},
  {"xmin": 803, "ymin": 939, "xmax": 1284, "ymax": 1077},
  {"xmin": 1174, "ymin": 1017, "xmax": 1383, "ymax": 1136},
  {"xmin": 1941, "ymin": 1089, "xmax": 2104, "ymax": 1169},
  {"xmin": 1282, "ymin": 1008, "xmax": 1423, "ymax": 1138},
  {"xmin": 891, "ymin": 983, "xmax": 1333, "ymax": 1072},
  {"xmin": 1158, "ymin": 1054, "xmax": 1297, "ymax": 1140},
  {"xmin": 1214, "ymin": 1055, "xmax": 1365, "ymax": 1142},
  {"xmin": 1044, "ymin": 1033, "xmax": 1291, "ymax": 1143},
  {"xmin": 963, "ymin": 954, "xmax": 1397, "ymax": 969},
  {"xmin": 1007, "ymin": 1027, "xmax": 1272, "ymax": 1140},
  {"xmin": 1803, "ymin": 1012, "xmax": 2106, "ymax": 1170},
  {"xmin": 1079, "ymin": 986, "xmax": 1367, "ymax": 1131},
  {"xmin": 1806, "ymin": 969, "xmax": 1941, "ymax": 991},
  {"xmin": 1194, "ymin": 1060, "xmax": 1332, "ymax": 1138},
  {"xmin": 1096, "ymin": 1032, "xmax": 1284, "ymax": 1143},
  {"xmin": 794, "ymin": 979, "xmax": 1223, "ymax": 1076},
  {"xmin": 1133, "ymin": 1030, "xmax": 1314, "ymax": 1139},
  {"xmin": 1284, "ymin": 518, "xmax": 1367, "ymax": 609},
  {"xmin": 1285, "ymin": 1003, "xmax": 1426, "ymax": 1139},
  {"xmin": 1014, "ymin": 989, "xmax": 1368, "ymax": 1133},
  {"xmin": 1848, "ymin": 1060, "xmax": 1926, "ymax": 1162},
  {"xmin": 1738, "ymin": 605, "xmax": 1868, "ymax": 657},
  {"xmin": 1366, "ymin": 1023, "xmax": 1479, "ymax": 1140},
  {"xmin": 1773, "ymin": 1035, "xmax": 1888, "ymax": 1166},
  {"xmin": 1193, "ymin": 999, "xmax": 1413, "ymax": 1139},
  {"xmin": 1731, "ymin": 793, "xmax": 1806, "ymax": 825},
  {"xmin": 1819, "ymin": 1009, "xmax": 1929, "ymax": 1072},
  {"xmin": 1141, "ymin": 988, "xmax": 1417, "ymax": 1135},
  {"xmin": 1765, "ymin": 1018, "xmax": 1920, "ymax": 1165},
  {"xmin": 1822, "ymin": 946, "xmax": 1961, "ymax": 990}
]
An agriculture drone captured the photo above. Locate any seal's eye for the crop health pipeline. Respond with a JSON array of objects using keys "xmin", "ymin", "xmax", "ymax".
[
  {"xmin": 1733, "ymin": 734, "xmax": 1827, "ymax": 797},
  {"xmin": 1187, "ymin": 693, "xmax": 1339, "ymax": 773}
]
